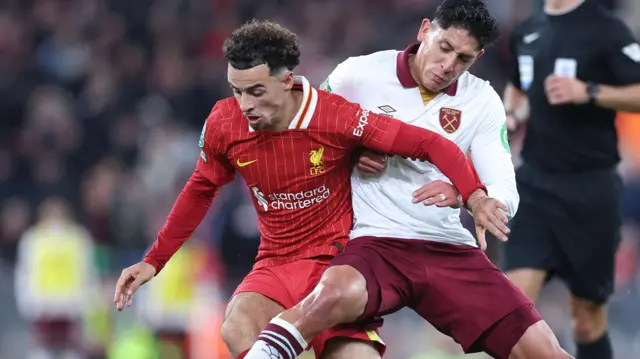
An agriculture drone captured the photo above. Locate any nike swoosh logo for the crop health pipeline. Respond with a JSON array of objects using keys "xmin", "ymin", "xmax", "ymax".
[
  {"xmin": 237, "ymin": 159, "xmax": 257, "ymax": 167},
  {"xmin": 523, "ymin": 32, "xmax": 539, "ymax": 44}
]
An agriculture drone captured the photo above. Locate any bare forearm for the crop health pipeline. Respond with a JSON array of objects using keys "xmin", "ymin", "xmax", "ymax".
[
  {"xmin": 597, "ymin": 84, "xmax": 640, "ymax": 112},
  {"xmin": 503, "ymin": 83, "xmax": 529, "ymax": 120},
  {"xmin": 386, "ymin": 124, "xmax": 487, "ymax": 204}
]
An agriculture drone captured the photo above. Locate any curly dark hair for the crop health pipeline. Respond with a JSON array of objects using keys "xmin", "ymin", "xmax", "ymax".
[
  {"xmin": 433, "ymin": 0, "xmax": 499, "ymax": 49},
  {"xmin": 223, "ymin": 19, "xmax": 301, "ymax": 74}
]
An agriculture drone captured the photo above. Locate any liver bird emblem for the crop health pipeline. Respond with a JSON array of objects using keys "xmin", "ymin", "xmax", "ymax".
[{"xmin": 310, "ymin": 147, "xmax": 324, "ymax": 167}]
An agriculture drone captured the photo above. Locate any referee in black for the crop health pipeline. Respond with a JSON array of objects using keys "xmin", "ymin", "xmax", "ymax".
[{"xmin": 502, "ymin": 0, "xmax": 640, "ymax": 358}]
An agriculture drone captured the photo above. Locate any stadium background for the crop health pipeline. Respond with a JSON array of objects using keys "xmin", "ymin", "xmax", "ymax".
[{"xmin": 0, "ymin": 0, "xmax": 639, "ymax": 358}]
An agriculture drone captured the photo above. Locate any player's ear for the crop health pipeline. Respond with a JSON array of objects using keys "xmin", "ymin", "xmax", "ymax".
[
  {"xmin": 417, "ymin": 19, "xmax": 432, "ymax": 42},
  {"xmin": 282, "ymin": 70, "xmax": 294, "ymax": 91},
  {"xmin": 477, "ymin": 49, "xmax": 485, "ymax": 59}
]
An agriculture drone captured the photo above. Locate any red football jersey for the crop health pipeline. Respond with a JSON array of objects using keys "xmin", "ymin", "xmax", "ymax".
[
  {"xmin": 197, "ymin": 77, "xmax": 398, "ymax": 268},
  {"xmin": 145, "ymin": 76, "xmax": 485, "ymax": 272}
]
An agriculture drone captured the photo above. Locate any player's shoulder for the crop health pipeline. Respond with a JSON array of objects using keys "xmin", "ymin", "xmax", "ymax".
[
  {"xmin": 511, "ymin": 15, "xmax": 545, "ymax": 43},
  {"xmin": 206, "ymin": 97, "xmax": 241, "ymax": 124},
  {"xmin": 315, "ymin": 89, "xmax": 358, "ymax": 114},
  {"xmin": 201, "ymin": 97, "xmax": 245, "ymax": 146},
  {"xmin": 338, "ymin": 50, "xmax": 399, "ymax": 79},
  {"xmin": 455, "ymin": 72, "xmax": 498, "ymax": 99},
  {"xmin": 595, "ymin": 5, "xmax": 635, "ymax": 40},
  {"xmin": 350, "ymin": 49, "xmax": 398, "ymax": 67},
  {"xmin": 455, "ymin": 72, "xmax": 503, "ymax": 112}
]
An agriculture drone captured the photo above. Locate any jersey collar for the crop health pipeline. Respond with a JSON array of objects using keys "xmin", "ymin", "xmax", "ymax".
[
  {"xmin": 248, "ymin": 75, "xmax": 318, "ymax": 132},
  {"xmin": 396, "ymin": 42, "xmax": 458, "ymax": 96}
]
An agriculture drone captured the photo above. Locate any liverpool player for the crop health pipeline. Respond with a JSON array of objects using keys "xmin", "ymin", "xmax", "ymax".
[
  {"xmin": 113, "ymin": 19, "xmax": 507, "ymax": 358},
  {"xmin": 243, "ymin": 1, "xmax": 571, "ymax": 359}
]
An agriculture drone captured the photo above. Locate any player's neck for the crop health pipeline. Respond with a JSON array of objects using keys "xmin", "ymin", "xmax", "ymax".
[
  {"xmin": 279, "ymin": 90, "xmax": 304, "ymax": 131},
  {"xmin": 266, "ymin": 90, "xmax": 303, "ymax": 131},
  {"xmin": 544, "ymin": 0, "xmax": 584, "ymax": 14}
]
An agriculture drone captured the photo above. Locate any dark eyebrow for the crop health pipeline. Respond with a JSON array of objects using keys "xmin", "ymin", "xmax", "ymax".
[
  {"xmin": 441, "ymin": 39, "xmax": 474, "ymax": 60},
  {"xmin": 441, "ymin": 39, "xmax": 453, "ymax": 49},
  {"xmin": 229, "ymin": 83, "xmax": 266, "ymax": 92}
]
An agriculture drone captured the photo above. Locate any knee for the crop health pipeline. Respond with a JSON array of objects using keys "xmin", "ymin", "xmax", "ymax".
[
  {"xmin": 511, "ymin": 342, "xmax": 570, "ymax": 359},
  {"xmin": 511, "ymin": 320, "xmax": 571, "ymax": 359},
  {"xmin": 308, "ymin": 265, "xmax": 368, "ymax": 324},
  {"xmin": 220, "ymin": 318, "xmax": 254, "ymax": 354},
  {"xmin": 536, "ymin": 346, "xmax": 572, "ymax": 359},
  {"xmin": 570, "ymin": 299, "xmax": 607, "ymax": 342},
  {"xmin": 571, "ymin": 317, "xmax": 605, "ymax": 343}
]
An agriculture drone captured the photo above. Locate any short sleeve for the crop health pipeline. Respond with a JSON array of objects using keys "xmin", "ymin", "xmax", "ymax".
[
  {"xmin": 604, "ymin": 19, "xmax": 640, "ymax": 85},
  {"xmin": 195, "ymin": 104, "xmax": 236, "ymax": 186},
  {"xmin": 509, "ymin": 27, "xmax": 523, "ymax": 90}
]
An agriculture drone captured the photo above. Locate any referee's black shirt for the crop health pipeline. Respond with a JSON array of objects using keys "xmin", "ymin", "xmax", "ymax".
[{"xmin": 510, "ymin": 0, "xmax": 640, "ymax": 174}]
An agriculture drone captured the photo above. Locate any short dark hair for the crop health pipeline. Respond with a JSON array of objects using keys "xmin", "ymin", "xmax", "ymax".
[
  {"xmin": 433, "ymin": 0, "xmax": 499, "ymax": 49},
  {"xmin": 223, "ymin": 19, "xmax": 301, "ymax": 74}
]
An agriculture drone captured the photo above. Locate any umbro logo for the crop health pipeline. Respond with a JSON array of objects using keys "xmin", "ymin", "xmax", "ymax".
[
  {"xmin": 377, "ymin": 105, "xmax": 396, "ymax": 117},
  {"xmin": 523, "ymin": 32, "xmax": 539, "ymax": 44},
  {"xmin": 378, "ymin": 105, "xmax": 396, "ymax": 113}
]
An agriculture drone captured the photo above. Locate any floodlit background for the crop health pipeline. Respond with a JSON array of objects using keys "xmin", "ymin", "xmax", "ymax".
[{"xmin": 0, "ymin": 0, "xmax": 639, "ymax": 358}]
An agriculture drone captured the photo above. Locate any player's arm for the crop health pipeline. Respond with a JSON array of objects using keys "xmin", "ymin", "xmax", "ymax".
[
  {"xmin": 504, "ymin": 83, "xmax": 528, "ymax": 131},
  {"xmin": 341, "ymin": 105, "xmax": 486, "ymax": 206},
  {"xmin": 469, "ymin": 92, "xmax": 519, "ymax": 218},
  {"xmin": 594, "ymin": 20, "xmax": 640, "ymax": 112},
  {"xmin": 142, "ymin": 106, "xmax": 236, "ymax": 275}
]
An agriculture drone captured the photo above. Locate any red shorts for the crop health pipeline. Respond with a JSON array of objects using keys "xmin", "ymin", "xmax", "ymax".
[
  {"xmin": 232, "ymin": 256, "xmax": 385, "ymax": 357},
  {"xmin": 329, "ymin": 237, "xmax": 542, "ymax": 359}
]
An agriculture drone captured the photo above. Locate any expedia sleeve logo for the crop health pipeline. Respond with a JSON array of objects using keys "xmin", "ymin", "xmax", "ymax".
[{"xmin": 352, "ymin": 109, "xmax": 370, "ymax": 137}]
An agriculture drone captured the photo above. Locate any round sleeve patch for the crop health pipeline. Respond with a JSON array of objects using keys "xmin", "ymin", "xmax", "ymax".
[{"xmin": 500, "ymin": 122, "xmax": 511, "ymax": 153}]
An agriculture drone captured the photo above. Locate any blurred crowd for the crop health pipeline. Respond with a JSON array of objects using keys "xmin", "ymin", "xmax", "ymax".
[{"xmin": 0, "ymin": 0, "xmax": 639, "ymax": 358}]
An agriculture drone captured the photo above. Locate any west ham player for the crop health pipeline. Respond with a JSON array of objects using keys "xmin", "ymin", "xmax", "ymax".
[
  {"xmin": 112, "ymin": 19, "xmax": 508, "ymax": 359},
  {"xmin": 243, "ymin": 1, "xmax": 571, "ymax": 359}
]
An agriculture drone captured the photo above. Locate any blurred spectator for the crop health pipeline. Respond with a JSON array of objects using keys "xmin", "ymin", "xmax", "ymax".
[{"xmin": 14, "ymin": 197, "xmax": 98, "ymax": 359}]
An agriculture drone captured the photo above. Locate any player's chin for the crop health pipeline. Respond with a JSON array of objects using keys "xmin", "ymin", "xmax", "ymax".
[{"xmin": 424, "ymin": 78, "xmax": 445, "ymax": 92}]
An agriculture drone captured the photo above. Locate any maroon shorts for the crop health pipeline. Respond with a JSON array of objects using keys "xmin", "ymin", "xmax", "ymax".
[
  {"xmin": 329, "ymin": 237, "xmax": 542, "ymax": 359},
  {"xmin": 232, "ymin": 257, "xmax": 385, "ymax": 357}
]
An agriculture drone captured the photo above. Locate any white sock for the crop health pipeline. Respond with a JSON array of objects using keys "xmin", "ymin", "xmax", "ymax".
[{"xmin": 244, "ymin": 317, "xmax": 308, "ymax": 359}]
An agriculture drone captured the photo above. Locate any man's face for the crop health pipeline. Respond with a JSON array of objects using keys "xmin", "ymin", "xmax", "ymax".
[
  {"xmin": 227, "ymin": 64, "xmax": 293, "ymax": 131},
  {"xmin": 413, "ymin": 19, "xmax": 484, "ymax": 91}
]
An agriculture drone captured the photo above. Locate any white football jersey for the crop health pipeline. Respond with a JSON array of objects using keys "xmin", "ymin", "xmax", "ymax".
[{"xmin": 322, "ymin": 44, "xmax": 519, "ymax": 247}]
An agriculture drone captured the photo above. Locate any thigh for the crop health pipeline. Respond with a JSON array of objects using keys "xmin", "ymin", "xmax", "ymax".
[
  {"xmin": 319, "ymin": 337, "xmax": 381, "ymax": 359},
  {"xmin": 475, "ymin": 304, "xmax": 545, "ymax": 359},
  {"xmin": 317, "ymin": 237, "xmax": 414, "ymax": 357},
  {"xmin": 411, "ymin": 243, "xmax": 536, "ymax": 353},
  {"xmin": 224, "ymin": 292, "xmax": 284, "ymax": 330},
  {"xmin": 223, "ymin": 265, "xmax": 300, "ymax": 352},
  {"xmin": 328, "ymin": 238, "xmax": 409, "ymax": 320},
  {"xmin": 314, "ymin": 325, "xmax": 385, "ymax": 358}
]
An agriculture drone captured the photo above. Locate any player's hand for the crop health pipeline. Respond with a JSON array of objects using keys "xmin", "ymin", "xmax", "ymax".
[
  {"xmin": 412, "ymin": 180, "xmax": 462, "ymax": 208},
  {"xmin": 467, "ymin": 190, "xmax": 510, "ymax": 251},
  {"xmin": 357, "ymin": 150, "xmax": 387, "ymax": 175},
  {"xmin": 114, "ymin": 261, "xmax": 156, "ymax": 311},
  {"xmin": 544, "ymin": 75, "xmax": 588, "ymax": 105}
]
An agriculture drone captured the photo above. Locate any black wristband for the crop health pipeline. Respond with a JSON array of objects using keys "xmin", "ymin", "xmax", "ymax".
[{"xmin": 586, "ymin": 82, "xmax": 600, "ymax": 105}]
